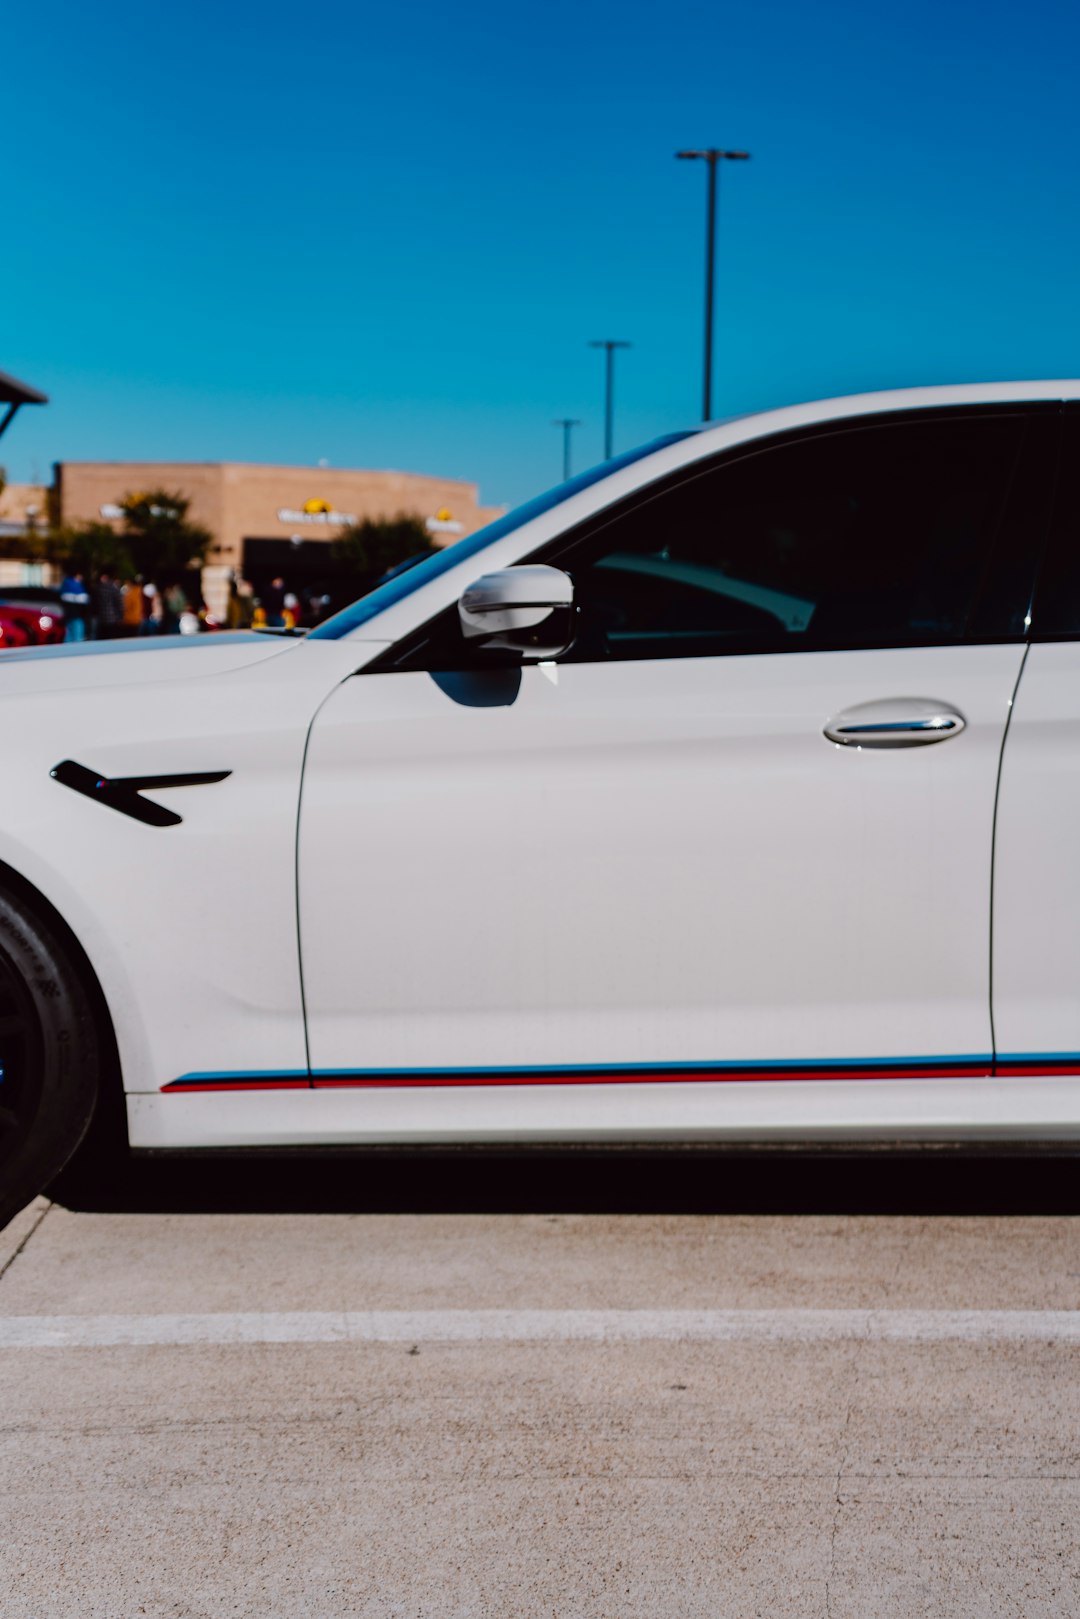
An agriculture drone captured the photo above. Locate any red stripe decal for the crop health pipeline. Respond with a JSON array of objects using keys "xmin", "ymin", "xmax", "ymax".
[
  {"xmin": 162, "ymin": 1079, "xmax": 311, "ymax": 1093},
  {"xmin": 995, "ymin": 1064, "xmax": 1080, "ymax": 1077}
]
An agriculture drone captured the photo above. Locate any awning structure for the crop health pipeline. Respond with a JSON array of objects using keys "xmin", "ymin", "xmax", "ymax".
[{"xmin": 0, "ymin": 369, "xmax": 48, "ymax": 441}]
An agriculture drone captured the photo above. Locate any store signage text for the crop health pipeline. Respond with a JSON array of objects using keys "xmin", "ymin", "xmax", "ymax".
[
  {"xmin": 277, "ymin": 497, "xmax": 357, "ymax": 526},
  {"xmin": 426, "ymin": 506, "xmax": 463, "ymax": 535}
]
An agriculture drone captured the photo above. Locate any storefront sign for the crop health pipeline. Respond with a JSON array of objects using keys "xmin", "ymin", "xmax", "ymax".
[
  {"xmin": 277, "ymin": 497, "xmax": 356, "ymax": 526},
  {"xmin": 426, "ymin": 507, "xmax": 463, "ymax": 535}
]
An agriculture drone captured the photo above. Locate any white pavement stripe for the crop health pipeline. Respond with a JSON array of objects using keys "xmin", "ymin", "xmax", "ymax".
[{"xmin": 1, "ymin": 1308, "xmax": 1079, "ymax": 1348}]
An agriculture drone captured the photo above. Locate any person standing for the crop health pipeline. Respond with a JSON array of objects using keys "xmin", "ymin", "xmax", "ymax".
[
  {"xmin": 163, "ymin": 582, "xmax": 188, "ymax": 635},
  {"xmin": 121, "ymin": 579, "xmax": 144, "ymax": 637},
  {"xmin": 59, "ymin": 570, "xmax": 90, "ymax": 642},
  {"xmin": 141, "ymin": 581, "xmax": 162, "ymax": 634},
  {"xmin": 226, "ymin": 578, "xmax": 256, "ymax": 630},
  {"xmin": 263, "ymin": 576, "xmax": 286, "ymax": 629},
  {"xmin": 92, "ymin": 571, "xmax": 124, "ymax": 640}
]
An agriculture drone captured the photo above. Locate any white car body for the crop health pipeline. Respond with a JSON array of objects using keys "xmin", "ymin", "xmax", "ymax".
[{"xmin": 6, "ymin": 381, "xmax": 1080, "ymax": 1153}]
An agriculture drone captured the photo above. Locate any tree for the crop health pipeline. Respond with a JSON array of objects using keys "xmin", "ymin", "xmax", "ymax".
[
  {"xmin": 332, "ymin": 513, "xmax": 435, "ymax": 579},
  {"xmin": 118, "ymin": 489, "xmax": 212, "ymax": 579},
  {"xmin": 45, "ymin": 521, "xmax": 133, "ymax": 579},
  {"xmin": 42, "ymin": 487, "xmax": 212, "ymax": 582}
]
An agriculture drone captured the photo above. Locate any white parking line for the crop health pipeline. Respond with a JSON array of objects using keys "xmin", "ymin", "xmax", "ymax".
[{"xmin": 0, "ymin": 1308, "xmax": 1078, "ymax": 1347}]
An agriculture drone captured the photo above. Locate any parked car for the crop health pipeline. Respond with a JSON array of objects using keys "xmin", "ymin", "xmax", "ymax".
[
  {"xmin": 0, "ymin": 598, "xmax": 65, "ymax": 646},
  {"xmin": 2, "ymin": 380, "xmax": 1080, "ymax": 1221},
  {"xmin": 0, "ymin": 612, "xmax": 34, "ymax": 649}
]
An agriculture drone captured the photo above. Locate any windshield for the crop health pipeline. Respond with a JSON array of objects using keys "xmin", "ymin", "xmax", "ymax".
[{"xmin": 309, "ymin": 432, "xmax": 698, "ymax": 639}]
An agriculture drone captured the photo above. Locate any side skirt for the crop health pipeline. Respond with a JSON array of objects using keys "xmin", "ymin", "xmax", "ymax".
[{"xmin": 132, "ymin": 1068, "xmax": 1080, "ymax": 1150}]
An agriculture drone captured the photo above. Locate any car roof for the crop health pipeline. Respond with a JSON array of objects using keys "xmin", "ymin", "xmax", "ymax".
[{"xmin": 680, "ymin": 380, "xmax": 1080, "ymax": 453}]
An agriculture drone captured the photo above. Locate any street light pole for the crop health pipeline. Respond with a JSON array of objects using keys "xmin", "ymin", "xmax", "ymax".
[
  {"xmin": 676, "ymin": 148, "xmax": 750, "ymax": 421},
  {"xmin": 552, "ymin": 418, "xmax": 582, "ymax": 482},
  {"xmin": 588, "ymin": 340, "xmax": 632, "ymax": 459}
]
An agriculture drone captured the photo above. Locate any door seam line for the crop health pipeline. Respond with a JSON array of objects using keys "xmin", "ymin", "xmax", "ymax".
[{"xmin": 989, "ymin": 643, "xmax": 1030, "ymax": 1069}]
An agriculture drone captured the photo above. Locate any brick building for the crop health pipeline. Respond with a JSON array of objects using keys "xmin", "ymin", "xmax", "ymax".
[{"xmin": 54, "ymin": 461, "xmax": 504, "ymax": 617}]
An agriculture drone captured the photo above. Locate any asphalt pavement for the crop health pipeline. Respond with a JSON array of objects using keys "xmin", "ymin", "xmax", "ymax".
[{"xmin": 1, "ymin": 1153, "xmax": 1079, "ymax": 1617}]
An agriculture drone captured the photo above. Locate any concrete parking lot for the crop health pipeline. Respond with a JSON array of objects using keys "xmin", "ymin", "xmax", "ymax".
[{"xmin": 2, "ymin": 1153, "xmax": 1079, "ymax": 1618}]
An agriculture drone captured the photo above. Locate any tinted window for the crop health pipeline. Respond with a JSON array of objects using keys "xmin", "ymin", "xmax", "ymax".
[
  {"xmin": 1030, "ymin": 415, "xmax": 1080, "ymax": 638},
  {"xmin": 553, "ymin": 415, "xmax": 1026, "ymax": 661}
]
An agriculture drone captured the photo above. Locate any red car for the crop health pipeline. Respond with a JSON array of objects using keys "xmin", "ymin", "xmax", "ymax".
[
  {"xmin": 0, "ymin": 613, "xmax": 33, "ymax": 648},
  {"xmin": 0, "ymin": 600, "xmax": 66, "ymax": 646}
]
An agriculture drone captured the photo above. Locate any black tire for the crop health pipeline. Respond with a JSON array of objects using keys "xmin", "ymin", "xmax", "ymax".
[{"xmin": 0, "ymin": 887, "xmax": 101, "ymax": 1229}]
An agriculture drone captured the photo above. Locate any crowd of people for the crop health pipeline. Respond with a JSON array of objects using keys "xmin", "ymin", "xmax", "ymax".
[
  {"xmin": 57, "ymin": 570, "xmax": 313, "ymax": 642},
  {"xmin": 58, "ymin": 570, "xmax": 203, "ymax": 641}
]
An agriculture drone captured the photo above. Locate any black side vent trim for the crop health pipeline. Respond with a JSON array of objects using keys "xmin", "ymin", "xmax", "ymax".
[{"xmin": 50, "ymin": 760, "xmax": 231, "ymax": 828}]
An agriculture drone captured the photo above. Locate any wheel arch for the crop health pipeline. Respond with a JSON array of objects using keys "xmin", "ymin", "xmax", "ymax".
[{"xmin": 0, "ymin": 855, "xmax": 127, "ymax": 1148}]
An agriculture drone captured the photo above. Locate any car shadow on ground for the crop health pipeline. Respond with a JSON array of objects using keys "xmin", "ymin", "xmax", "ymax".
[{"xmin": 49, "ymin": 1143, "xmax": 1080, "ymax": 1217}]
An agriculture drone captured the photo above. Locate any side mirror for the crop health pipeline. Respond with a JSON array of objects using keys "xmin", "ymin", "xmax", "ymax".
[{"xmin": 458, "ymin": 565, "xmax": 575, "ymax": 660}]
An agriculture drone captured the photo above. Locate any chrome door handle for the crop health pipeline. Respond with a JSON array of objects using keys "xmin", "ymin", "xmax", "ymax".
[{"xmin": 824, "ymin": 698, "xmax": 967, "ymax": 748}]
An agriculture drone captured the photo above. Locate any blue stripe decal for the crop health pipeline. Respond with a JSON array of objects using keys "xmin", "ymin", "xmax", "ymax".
[{"xmin": 998, "ymin": 1051, "xmax": 1080, "ymax": 1063}]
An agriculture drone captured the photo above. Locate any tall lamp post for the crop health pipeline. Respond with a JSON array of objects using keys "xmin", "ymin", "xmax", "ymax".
[
  {"xmin": 675, "ymin": 148, "xmax": 750, "ymax": 421},
  {"xmin": 588, "ymin": 339, "xmax": 632, "ymax": 459},
  {"xmin": 552, "ymin": 418, "xmax": 582, "ymax": 482}
]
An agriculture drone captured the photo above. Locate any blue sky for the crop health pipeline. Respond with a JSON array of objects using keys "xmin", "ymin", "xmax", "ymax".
[{"xmin": 4, "ymin": 0, "xmax": 1079, "ymax": 506}]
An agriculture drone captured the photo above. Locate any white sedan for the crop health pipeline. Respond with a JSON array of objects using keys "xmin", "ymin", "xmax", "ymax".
[{"xmin": 3, "ymin": 380, "xmax": 1079, "ymax": 1219}]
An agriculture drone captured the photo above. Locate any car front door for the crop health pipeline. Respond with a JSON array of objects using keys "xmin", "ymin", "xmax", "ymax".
[{"xmin": 296, "ymin": 407, "xmax": 1053, "ymax": 1140}]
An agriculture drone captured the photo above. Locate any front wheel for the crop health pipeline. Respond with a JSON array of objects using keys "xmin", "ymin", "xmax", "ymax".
[{"xmin": 0, "ymin": 888, "xmax": 101, "ymax": 1229}]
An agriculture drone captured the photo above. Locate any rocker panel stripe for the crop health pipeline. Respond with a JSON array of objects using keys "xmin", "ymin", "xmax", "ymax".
[
  {"xmin": 309, "ymin": 1061, "xmax": 994, "ymax": 1090},
  {"xmin": 160, "ymin": 1056, "xmax": 1080, "ymax": 1094},
  {"xmin": 151, "ymin": 1055, "xmax": 1060, "ymax": 1094}
]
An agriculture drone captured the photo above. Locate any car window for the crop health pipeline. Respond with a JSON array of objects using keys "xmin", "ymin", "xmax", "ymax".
[
  {"xmin": 1030, "ymin": 415, "xmax": 1080, "ymax": 639},
  {"xmin": 553, "ymin": 415, "xmax": 1027, "ymax": 662}
]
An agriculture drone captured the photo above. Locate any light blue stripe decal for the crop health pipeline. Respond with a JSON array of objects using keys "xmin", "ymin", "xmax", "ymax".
[
  {"xmin": 998, "ymin": 1052, "xmax": 1080, "ymax": 1063},
  {"xmin": 173, "ymin": 1069, "xmax": 309, "ymax": 1082}
]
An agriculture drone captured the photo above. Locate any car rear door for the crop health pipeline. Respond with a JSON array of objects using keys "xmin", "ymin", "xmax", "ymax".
[
  {"xmin": 991, "ymin": 406, "xmax": 1080, "ymax": 1114},
  {"xmin": 296, "ymin": 407, "xmax": 1054, "ymax": 1141}
]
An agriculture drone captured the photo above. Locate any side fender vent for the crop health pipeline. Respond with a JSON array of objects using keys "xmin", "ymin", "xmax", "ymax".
[{"xmin": 50, "ymin": 760, "xmax": 231, "ymax": 828}]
